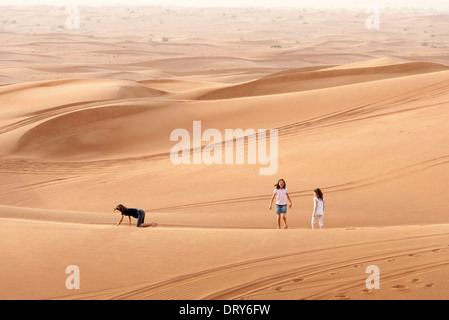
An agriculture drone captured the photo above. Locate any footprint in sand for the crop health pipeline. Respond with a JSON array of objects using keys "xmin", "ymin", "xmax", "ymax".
[
  {"xmin": 432, "ymin": 249, "xmax": 442, "ymax": 253},
  {"xmin": 334, "ymin": 294, "xmax": 350, "ymax": 300},
  {"xmin": 292, "ymin": 278, "xmax": 304, "ymax": 283},
  {"xmin": 392, "ymin": 284, "xmax": 408, "ymax": 290},
  {"xmin": 354, "ymin": 264, "xmax": 363, "ymax": 268},
  {"xmin": 388, "ymin": 258, "xmax": 396, "ymax": 262},
  {"xmin": 362, "ymin": 289, "xmax": 372, "ymax": 294},
  {"xmin": 408, "ymin": 253, "xmax": 420, "ymax": 257},
  {"xmin": 411, "ymin": 279, "xmax": 422, "ymax": 284},
  {"xmin": 425, "ymin": 283, "xmax": 435, "ymax": 288},
  {"xmin": 275, "ymin": 286, "xmax": 284, "ymax": 292},
  {"xmin": 330, "ymin": 272, "xmax": 339, "ymax": 275}
]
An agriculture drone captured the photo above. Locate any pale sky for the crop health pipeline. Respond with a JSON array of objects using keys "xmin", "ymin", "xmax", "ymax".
[{"xmin": 2, "ymin": 0, "xmax": 449, "ymax": 10}]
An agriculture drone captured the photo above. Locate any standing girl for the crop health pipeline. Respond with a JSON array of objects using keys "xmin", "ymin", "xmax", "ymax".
[
  {"xmin": 311, "ymin": 188, "xmax": 325, "ymax": 229},
  {"xmin": 269, "ymin": 179, "xmax": 292, "ymax": 229}
]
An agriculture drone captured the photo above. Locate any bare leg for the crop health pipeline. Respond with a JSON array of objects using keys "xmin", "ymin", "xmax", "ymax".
[
  {"xmin": 282, "ymin": 214, "xmax": 288, "ymax": 229},
  {"xmin": 318, "ymin": 215, "xmax": 324, "ymax": 229},
  {"xmin": 276, "ymin": 214, "xmax": 281, "ymax": 229}
]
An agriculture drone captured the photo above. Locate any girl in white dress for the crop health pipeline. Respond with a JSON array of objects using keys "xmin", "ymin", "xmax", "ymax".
[{"xmin": 311, "ymin": 188, "xmax": 325, "ymax": 229}]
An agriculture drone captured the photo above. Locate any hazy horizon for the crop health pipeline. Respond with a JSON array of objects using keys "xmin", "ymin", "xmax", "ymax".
[{"xmin": 2, "ymin": 0, "xmax": 449, "ymax": 11}]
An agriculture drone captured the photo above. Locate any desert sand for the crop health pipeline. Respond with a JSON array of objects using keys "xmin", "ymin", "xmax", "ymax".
[{"xmin": 0, "ymin": 5, "xmax": 448, "ymax": 300}]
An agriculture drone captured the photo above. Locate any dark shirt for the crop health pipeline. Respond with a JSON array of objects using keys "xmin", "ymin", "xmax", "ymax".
[{"xmin": 122, "ymin": 208, "xmax": 139, "ymax": 219}]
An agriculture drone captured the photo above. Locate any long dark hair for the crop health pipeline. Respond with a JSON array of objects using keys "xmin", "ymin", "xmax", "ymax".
[
  {"xmin": 114, "ymin": 204, "xmax": 127, "ymax": 213},
  {"xmin": 314, "ymin": 188, "xmax": 324, "ymax": 200},
  {"xmin": 274, "ymin": 179, "xmax": 286, "ymax": 189}
]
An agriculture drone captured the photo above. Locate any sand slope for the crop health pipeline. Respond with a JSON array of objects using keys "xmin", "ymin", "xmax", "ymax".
[{"xmin": 1, "ymin": 212, "xmax": 448, "ymax": 300}]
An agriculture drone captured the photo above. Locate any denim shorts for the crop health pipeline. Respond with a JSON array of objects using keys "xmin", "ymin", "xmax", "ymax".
[
  {"xmin": 136, "ymin": 209, "xmax": 145, "ymax": 227},
  {"xmin": 275, "ymin": 204, "xmax": 287, "ymax": 214}
]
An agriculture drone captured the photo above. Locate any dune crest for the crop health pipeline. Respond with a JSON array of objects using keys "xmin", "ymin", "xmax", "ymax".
[
  {"xmin": 197, "ymin": 60, "xmax": 449, "ymax": 100},
  {"xmin": 0, "ymin": 78, "xmax": 166, "ymax": 110}
]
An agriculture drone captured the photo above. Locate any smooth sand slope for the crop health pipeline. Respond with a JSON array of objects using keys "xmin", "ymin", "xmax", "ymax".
[
  {"xmin": 0, "ymin": 6, "xmax": 449, "ymax": 300},
  {"xmin": 1, "ymin": 215, "xmax": 448, "ymax": 300}
]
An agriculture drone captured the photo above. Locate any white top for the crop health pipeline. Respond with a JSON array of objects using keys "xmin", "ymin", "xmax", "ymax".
[
  {"xmin": 314, "ymin": 197, "xmax": 325, "ymax": 215},
  {"xmin": 273, "ymin": 188, "xmax": 289, "ymax": 205}
]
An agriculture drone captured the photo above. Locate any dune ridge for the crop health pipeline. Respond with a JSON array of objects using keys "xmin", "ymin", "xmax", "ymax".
[{"xmin": 197, "ymin": 60, "xmax": 449, "ymax": 100}]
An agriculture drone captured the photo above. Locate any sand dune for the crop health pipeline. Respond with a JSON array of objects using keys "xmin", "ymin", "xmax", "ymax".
[
  {"xmin": 0, "ymin": 78, "xmax": 165, "ymax": 110},
  {"xmin": 1, "ymin": 212, "xmax": 448, "ymax": 300},
  {"xmin": 197, "ymin": 60, "xmax": 449, "ymax": 100},
  {"xmin": 1, "ymin": 5, "xmax": 449, "ymax": 300}
]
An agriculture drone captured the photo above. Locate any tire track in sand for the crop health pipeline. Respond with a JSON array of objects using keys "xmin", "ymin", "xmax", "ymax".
[{"xmin": 50, "ymin": 231, "xmax": 449, "ymax": 300}]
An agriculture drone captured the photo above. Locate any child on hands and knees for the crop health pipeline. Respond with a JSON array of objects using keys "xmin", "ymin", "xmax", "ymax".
[
  {"xmin": 269, "ymin": 179, "xmax": 292, "ymax": 229},
  {"xmin": 114, "ymin": 204, "xmax": 157, "ymax": 228}
]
